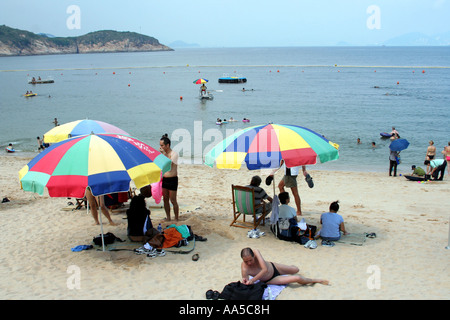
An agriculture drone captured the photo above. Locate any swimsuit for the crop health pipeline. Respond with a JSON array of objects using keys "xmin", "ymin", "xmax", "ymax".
[
  {"xmin": 162, "ymin": 176, "xmax": 178, "ymax": 191},
  {"xmin": 266, "ymin": 263, "xmax": 281, "ymax": 282}
]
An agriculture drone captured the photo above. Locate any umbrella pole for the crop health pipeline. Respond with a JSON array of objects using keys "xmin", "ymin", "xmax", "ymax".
[{"xmin": 98, "ymin": 196, "xmax": 106, "ymax": 252}]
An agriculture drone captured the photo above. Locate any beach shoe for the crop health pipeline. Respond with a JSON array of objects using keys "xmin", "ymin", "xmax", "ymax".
[
  {"xmin": 304, "ymin": 240, "xmax": 313, "ymax": 248},
  {"xmin": 321, "ymin": 240, "xmax": 335, "ymax": 247},
  {"xmin": 366, "ymin": 232, "xmax": 377, "ymax": 238},
  {"xmin": 305, "ymin": 174, "xmax": 314, "ymax": 188},
  {"xmin": 146, "ymin": 249, "xmax": 157, "ymax": 258},
  {"xmin": 247, "ymin": 229, "xmax": 260, "ymax": 238},
  {"xmin": 254, "ymin": 229, "xmax": 265, "ymax": 237},
  {"xmin": 206, "ymin": 289, "xmax": 214, "ymax": 299},
  {"xmin": 155, "ymin": 249, "xmax": 166, "ymax": 257},
  {"xmin": 134, "ymin": 246, "xmax": 153, "ymax": 255},
  {"xmin": 309, "ymin": 240, "xmax": 318, "ymax": 249}
]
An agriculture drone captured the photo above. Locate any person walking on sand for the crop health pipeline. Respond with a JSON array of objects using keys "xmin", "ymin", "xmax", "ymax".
[
  {"xmin": 240, "ymin": 247, "xmax": 329, "ymax": 286},
  {"xmin": 85, "ymin": 187, "xmax": 116, "ymax": 226},
  {"xmin": 160, "ymin": 134, "xmax": 179, "ymax": 222}
]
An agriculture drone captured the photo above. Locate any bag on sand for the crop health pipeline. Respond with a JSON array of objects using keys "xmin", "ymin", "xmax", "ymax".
[
  {"xmin": 219, "ymin": 281, "xmax": 267, "ymax": 300},
  {"xmin": 93, "ymin": 232, "xmax": 124, "ymax": 246}
]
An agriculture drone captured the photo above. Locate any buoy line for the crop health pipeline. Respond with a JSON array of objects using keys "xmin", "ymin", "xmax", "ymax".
[{"xmin": 1, "ymin": 64, "xmax": 449, "ymax": 73}]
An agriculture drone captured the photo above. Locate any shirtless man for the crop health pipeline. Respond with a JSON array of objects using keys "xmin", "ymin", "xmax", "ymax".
[
  {"xmin": 159, "ymin": 134, "xmax": 179, "ymax": 222},
  {"xmin": 240, "ymin": 248, "xmax": 329, "ymax": 286}
]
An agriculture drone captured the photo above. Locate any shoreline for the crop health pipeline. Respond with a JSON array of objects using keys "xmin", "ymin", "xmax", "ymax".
[{"xmin": 1, "ymin": 155, "xmax": 449, "ymax": 300}]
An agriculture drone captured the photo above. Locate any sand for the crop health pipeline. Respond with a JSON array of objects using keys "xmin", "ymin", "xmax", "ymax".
[{"xmin": 0, "ymin": 154, "xmax": 449, "ymax": 300}]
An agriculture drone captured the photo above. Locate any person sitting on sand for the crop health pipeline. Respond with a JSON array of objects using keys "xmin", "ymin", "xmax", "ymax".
[
  {"xmin": 317, "ymin": 201, "xmax": 348, "ymax": 246},
  {"xmin": 411, "ymin": 165, "xmax": 425, "ymax": 177},
  {"xmin": 127, "ymin": 185, "xmax": 153, "ymax": 242},
  {"xmin": 246, "ymin": 176, "xmax": 272, "ymax": 214},
  {"xmin": 240, "ymin": 247, "xmax": 329, "ymax": 286}
]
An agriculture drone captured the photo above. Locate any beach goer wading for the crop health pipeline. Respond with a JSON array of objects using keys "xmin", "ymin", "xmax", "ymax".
[{"xmin": 240, "ymin": 247, "xmax": 329, "ymax": 286}]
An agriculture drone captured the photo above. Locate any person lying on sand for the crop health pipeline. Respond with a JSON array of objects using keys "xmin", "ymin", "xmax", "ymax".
[{"xmin": 240, "ymin": 247, "xmax": 329, "ymax": 286}]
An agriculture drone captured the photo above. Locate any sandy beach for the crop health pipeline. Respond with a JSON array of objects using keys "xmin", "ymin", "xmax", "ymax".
[{"xmin": 0, "ymin": 154, "xmax": 449, "ymax": 300}]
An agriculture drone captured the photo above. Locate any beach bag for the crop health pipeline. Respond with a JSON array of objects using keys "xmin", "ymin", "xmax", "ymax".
[
  {"xmin": 93, "ymin": 232, "xmax": 124, "ymax": 246},
  {"xmin": 219, "ymin": 281, "xmax": 267, "ymax": 300},
  {"xmin": 279, "ymin": 217, "xmax": 297, "ymax": 238}
]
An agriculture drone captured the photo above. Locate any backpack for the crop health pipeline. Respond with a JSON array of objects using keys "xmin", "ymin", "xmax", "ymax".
[
  {"xmin": 93, "ymin": 232, "xmax": 125, "ymax": 246},
  {"xmin": 218, "ymin": 281, "xmax": 267, "ymax": 300}
]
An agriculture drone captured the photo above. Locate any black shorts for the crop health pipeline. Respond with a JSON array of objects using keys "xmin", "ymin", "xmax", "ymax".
[{"xmin": 162, "ymin": 176, "xmax": 178, "ymax": 191}]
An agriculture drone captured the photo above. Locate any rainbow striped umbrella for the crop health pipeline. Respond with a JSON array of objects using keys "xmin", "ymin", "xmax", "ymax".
[
  {"xmin": 43, "ymin": 119, "xmax": 130, "ymax": 144},
  {"xmin": 19, "ymin": 134, "xmax": 171, "ymax": 198},
  {"xmin": 204, "ymin": 123, "xmax": 339, "ymax": 170},
  {"xmin": 193, "ymin": 78, "xmax": 208, "ymax": 84}
]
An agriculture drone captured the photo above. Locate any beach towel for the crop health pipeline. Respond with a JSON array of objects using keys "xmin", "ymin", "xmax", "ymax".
[
  {"xmin": 249, "ymin": 276, "xmax": 287, "ymax": 300},
  {"xmin": 336, "ymin": 233, "xmax": 366, "ymax": 246},
  {"xmin": 270, "ymin": 195, "xmax": 280, "ymax": 225}
]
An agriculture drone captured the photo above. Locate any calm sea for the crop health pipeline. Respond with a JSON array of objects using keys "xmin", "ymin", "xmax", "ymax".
[{"xmin": 1, "ymin": 47, "xmax": 449, "ymax": 173}]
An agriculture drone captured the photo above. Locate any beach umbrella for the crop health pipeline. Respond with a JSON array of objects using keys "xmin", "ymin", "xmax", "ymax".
[
  {"xmin": 19, "ymin": 133, "xmax": 171, "ymax": 197},
  {"xmin": 43, "ymin": 119, "xmax": 130, "ymax": 144},
  {"xmin": 204, "ymin": 123, "xmax": 339, "ymax": 170},
  {"xmin": 389, "ymin": 138, "xmax": 410, "ymax": 152},
  {"xmin": 193, "ymin": 78, "xmax": 208, "ymax": 84},
  {"xmin": 18, "ymin": 133, "xmax": 171, "ymax": 251}
]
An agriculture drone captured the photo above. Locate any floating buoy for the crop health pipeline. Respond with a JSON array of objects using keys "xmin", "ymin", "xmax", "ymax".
[
  {"xmin": 422, "ymin": 70, "xmax": 425, "ymax": 73},
  {"xmin": 412, "ymin": 70, "xmax": 415, "ymax": 73},
  {"xmin": 129, "ymin": 72, "xmax": 131, "ymax": 74},
  {"xmin": 397, "ymin": 81, "xmax": 399, "ymax": 85},
  {"xmin": 180, "ymin": 96, "xmax": 183, "ymax": 100},
  {"xmin": 128, "ymin": 84, "xmax": 130, "ymax": 87},
  {"xmin": 113, "ymin": 72, "xmax": 115, "ymax": 74},
  {"xmin": 374, "ymin": 70, "xmax": 376, "ymax": 72},
  {"xmin": 277, "ymin": 70, "xmax": 280, "ymax": 73}
]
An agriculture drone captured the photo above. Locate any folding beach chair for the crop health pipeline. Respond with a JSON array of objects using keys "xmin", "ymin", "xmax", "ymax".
[{"xmin": 231, "ymin": 185, "xmax": 268, "ymax": 229}]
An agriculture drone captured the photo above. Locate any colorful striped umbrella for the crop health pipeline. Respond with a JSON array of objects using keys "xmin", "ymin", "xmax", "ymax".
[
  {"xmin": 43, "ymin": 119, "xmax": 130, "ymax": 144},
  {"xmin": 193, "ymin": 78, "xmax": 208, "ymax": 84},
  {"xmin": 204, "ymin": 123, "xmax": 339, "ymax": 170},
  {"xmin": 19, "ymin": 133, "xmax": 171, "ymax": 198}
]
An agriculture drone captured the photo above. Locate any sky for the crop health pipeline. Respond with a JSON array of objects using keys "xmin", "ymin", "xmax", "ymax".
[{"xmin": 1, "ymin": 0, "xmax": 449, "ymax": 47}]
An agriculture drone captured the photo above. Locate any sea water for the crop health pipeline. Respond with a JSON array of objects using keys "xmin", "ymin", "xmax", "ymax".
[{"xmin": 0, "ymin": 47, "xmax": 449, "ymax": 172}]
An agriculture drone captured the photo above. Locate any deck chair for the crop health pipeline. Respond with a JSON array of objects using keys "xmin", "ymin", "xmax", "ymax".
[
  {"xmin": 231, "ymin": 185, "xmax": 268, "ymax": 229},
  {"xmin": 75, "ymin": 197, "xmax": 87, "ymax": 210}
]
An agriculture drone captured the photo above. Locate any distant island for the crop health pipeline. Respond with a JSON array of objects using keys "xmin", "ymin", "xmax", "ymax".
[{"xmin": 0, "ymin": 25, "xmax": 173, "ymax": 56}]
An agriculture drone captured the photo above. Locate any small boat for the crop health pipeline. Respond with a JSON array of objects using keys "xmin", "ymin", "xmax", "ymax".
[
  {"xmin": 199, "ymin": 90, "xmax": 214, "ymax": 100},
  {"xmin": 24, "ymin": 93, "xmax": 37, "ymax": 97},
  {"xmin": 28, "ymin": 79, "xmax": 54, "ymax": 84},
  {"xmin": 218, "ymin": 74, "xmax": 247, "ymax": 83}
]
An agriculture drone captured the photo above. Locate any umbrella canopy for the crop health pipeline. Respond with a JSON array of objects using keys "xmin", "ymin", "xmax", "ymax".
[
  {"xmin": 19, "ymin": 133, "xmax": 171, "ymax": 198},
  {"xmin": 193, "ymin": 78, "xmax": 209, "ymax": 84},
  {"xmin": 389, "ymin": 138, "xmax": 410, "ymax": 152},
  {"xmin": 43, "ymin": 119, "xmax": 130, "ymax": 144},
  {"xmin": 204, "ymin": 123, "xmax": 339, "ymax": 170}
]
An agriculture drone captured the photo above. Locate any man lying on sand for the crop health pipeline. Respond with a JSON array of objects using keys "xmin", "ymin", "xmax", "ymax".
[{"xmin": 240, "ymin": 247, "xmax": 329, "ymax": 286}]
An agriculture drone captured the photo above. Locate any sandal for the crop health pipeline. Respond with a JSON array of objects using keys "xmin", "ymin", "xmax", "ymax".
[
  {"xmin": 305, "ymin": 174, "xmax": 314, "ymax": 188},
  {"xmin": 195, "ymin": 235, "xmax": 207, "ymax": 242},
  {"xmin": 205, "ymin": 289, "xmax": 214, "ymax": 299},
  {"xmin": 366, "ymin": 232, "xmax": 377, "ymax": 238},
  {"xmin": 212, "ymin": 290, "xmax": 220, "ymax": 300}
]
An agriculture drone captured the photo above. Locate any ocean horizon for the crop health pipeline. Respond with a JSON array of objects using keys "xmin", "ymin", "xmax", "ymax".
[{"xmin": 1, "ymin": 46, "xmax": 449, "ymax": 173}]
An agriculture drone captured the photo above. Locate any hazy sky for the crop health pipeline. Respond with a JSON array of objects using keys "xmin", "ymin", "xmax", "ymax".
[{"xmin": 1, "ymin": 0, "xmax": 449, "ymax": 47}]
